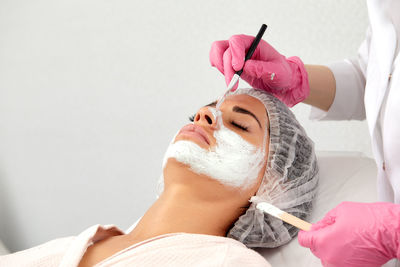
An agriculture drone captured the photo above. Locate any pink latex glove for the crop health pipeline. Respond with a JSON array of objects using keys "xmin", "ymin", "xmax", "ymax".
[
  {"xmin": 209, "ymin": 34, "xmax": 309, "ymax": 107},
  {"xmin": 298, "ymin": 202, "xmax": 400, "ymax": 267}
]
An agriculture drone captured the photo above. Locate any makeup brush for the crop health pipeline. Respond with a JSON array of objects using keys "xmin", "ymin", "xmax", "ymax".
[{"xmin": 226, "ymin": 24, "xmax": 268, "ymax": 91}]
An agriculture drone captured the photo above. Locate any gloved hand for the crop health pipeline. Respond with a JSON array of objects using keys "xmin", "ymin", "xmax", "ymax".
[
  {"xmin": 298, "ymin": 201, "xmax": 400, "ymax": 267},
  {"xmin": 209, "ymin": 34, "xmax": 309, "ymax": 107}
]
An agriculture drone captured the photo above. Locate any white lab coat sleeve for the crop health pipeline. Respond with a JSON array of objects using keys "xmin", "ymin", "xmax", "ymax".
[{"xmin": 310, "ymin": 27, "xmax": 371, "ymax": 121}]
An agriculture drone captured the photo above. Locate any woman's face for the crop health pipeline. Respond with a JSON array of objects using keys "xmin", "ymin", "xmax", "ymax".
[
  {"xmin": 163, "ymin": 94, "xmax": 270, "ymax": 200},
  {"xmin": 176, "ymin": 94, "xmax": 268, "ymax": 150}
]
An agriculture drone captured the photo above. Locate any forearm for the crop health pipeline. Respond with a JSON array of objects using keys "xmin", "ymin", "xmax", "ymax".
[{"xmin": 303, "ymin": 65, "xmax": 336, "ymax": 111}]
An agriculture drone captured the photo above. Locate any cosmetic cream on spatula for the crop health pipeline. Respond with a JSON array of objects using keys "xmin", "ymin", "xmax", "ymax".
[{"xmin": 256, "ymin": 202, "xmax": 312, "ymax": 231}]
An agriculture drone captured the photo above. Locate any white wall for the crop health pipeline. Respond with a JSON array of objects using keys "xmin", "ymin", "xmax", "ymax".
[{"xmin": 0, "ymin": 0, "xmax": 370, "ymax": 252}]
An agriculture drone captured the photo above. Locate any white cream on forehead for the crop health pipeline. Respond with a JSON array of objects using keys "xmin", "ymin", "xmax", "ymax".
[{"xmin": 162, "ymin": 107, "xmax": 265, "ymax": 189}]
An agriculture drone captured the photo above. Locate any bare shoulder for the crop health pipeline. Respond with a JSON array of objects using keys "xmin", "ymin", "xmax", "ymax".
[{"xmin": 0, "ymin": 237, "xmax": 74, "ymax": 266}]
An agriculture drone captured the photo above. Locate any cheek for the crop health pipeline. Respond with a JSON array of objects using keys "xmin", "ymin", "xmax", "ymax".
[
  {"xmin": 243, "ymin": 161, "xmax": 267, "ymax": 199},
  {"xmin": 246, "ymin": 124, "xmax": 268, "ymax": 148},
  {"xmin": 232, "ymin": 129, "xmax": 265, "ymax": 148},
  {"xmin": 253, "ymin": 140, "xmax": 270, "ymax": 191}
]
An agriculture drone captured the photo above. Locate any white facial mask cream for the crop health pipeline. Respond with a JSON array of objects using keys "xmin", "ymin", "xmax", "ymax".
[{"xmin": 162, "ymin": 108, "xmax": 265, "ymax": 189}]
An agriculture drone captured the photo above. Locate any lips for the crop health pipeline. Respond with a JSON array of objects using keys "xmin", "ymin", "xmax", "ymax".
[{"xmin": 178, "ymin": 124, "xmax": 210, "ymax": 145}]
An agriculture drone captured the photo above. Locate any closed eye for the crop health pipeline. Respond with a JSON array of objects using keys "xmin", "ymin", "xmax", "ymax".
[
  {"xmin": 191, "ymin": 114, "xmax": 248, "ymax": 131},
  {"xmin": 231, "ymin": 121, "xmax": 248, "ymax": 131}
]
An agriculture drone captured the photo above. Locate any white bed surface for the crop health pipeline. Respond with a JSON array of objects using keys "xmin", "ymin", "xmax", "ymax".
[{"xmin": 259, "ymin": 152, "xmax": 378, "ymax": 266}]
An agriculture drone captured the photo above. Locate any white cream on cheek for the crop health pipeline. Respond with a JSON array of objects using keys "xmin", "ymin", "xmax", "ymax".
[{"xmin": 163, "ymin": 108, "xmax": 265, "ymax": 189}]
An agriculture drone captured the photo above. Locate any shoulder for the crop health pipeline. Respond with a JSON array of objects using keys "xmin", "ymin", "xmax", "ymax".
[
  {"xmin": 0, "ymin": 224, "xmax": 124, "ymax": 267},
  {"xmin": 171, "ymin": 234, "xmax": 272, "ymax": 267},
  {"xmin": 221, "ymin": 239, "xmax": 271, "ymax": 267},
  {"xmin": 0, "ymin": 237, "xmax": 74, "ymax": 267}
]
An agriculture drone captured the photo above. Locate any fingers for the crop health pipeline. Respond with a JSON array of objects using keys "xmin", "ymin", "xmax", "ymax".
[
  {"xmin": 242, "ymin": 59, "xmax": 273, "ymax": 78},
  {"xmin": 222, "ymin": 48, "xmax": 238, "ymax": 89},
  {"xmin": 242, "ymin": 59, "xmax": 289, "ymax": 89},
  {"xmin": 210, "ymin": 34, "xmax": 280, "ymax": 89},
  {"xmin": 209, "ymin": 39, "xmax": 240, "ymax": 90},
  {"xmin": 228, "ymin": 34, "xmax": 254, "ymax": 71},
  {"xmin": 298, "ymin": 210, "xmax": 337, "ymax": 249},
  {"xmin": 209, "ymin": 40, "xmax": 229, "ymax": 74}
]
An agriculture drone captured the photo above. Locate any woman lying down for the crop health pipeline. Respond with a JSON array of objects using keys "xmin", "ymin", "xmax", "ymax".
[{"xmin": 0, "ymin": 88, "xmax": 319, "ymax": 266}]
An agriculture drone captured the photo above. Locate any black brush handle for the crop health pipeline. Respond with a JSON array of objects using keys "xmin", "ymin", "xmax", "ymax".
[{"xmin": 236, "ymin": 24, "xmax": 267, "ymax": 76}]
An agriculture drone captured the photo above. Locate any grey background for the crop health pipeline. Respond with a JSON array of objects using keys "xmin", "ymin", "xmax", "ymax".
[{"xmin": 0, "ymin": 0, "xmax": 369, "ymax": 252}]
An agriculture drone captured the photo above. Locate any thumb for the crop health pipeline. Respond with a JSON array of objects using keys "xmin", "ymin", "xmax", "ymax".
[
  {"xmin": 298, "ymin": 229, "xmax": 316, "ymax": 249},
  {"xmin": 298, "ymin": 212, "xmax": 337, "ymax": 249}
]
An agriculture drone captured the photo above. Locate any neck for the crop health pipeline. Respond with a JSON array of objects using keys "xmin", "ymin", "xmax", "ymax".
[
  {"xmin": 128, "ymin": 190, "xmax": 238, "ymax": 243},
  {"xmin": 127, "ymin": 159, "xmax": 250, "ymax": 243},
  {"xmin": 128, "ymin": 171, "xmax": 245, "ymax": 243}
]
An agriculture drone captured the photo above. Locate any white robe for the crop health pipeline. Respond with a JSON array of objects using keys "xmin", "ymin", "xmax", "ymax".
[
  {"xmin": 0, "ymin": 224, "xmax": 271, "ymax": 267},
  {"xmin": 310, "ymin": 1, "xmax": 400, "ymax": 266},
  {"xmin": 311, "ymin": 0, "xmax": 400, "ymax": 204}
]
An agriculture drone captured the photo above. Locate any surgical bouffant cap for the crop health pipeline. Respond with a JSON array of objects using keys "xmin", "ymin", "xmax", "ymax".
[{"xmin": 227, "ymin": 88, "xmax": 319, "ymax": 248}]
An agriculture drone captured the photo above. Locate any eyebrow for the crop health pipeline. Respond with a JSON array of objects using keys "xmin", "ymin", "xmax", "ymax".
[
  {"xmin": 204, "ymin": 101, "xmax": 262, "ymax": 129},
  {"xmin": 206, "ymin": 101, "xmax": 217, "ymax": 107},
  {"xmin": 232, "ymin": 106, "xmax": 262, "ymax": 129}
]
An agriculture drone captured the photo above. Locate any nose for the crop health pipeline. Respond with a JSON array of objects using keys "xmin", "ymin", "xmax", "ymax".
[{"xmin": 194, "ymin": 107, "xmax": 217, "ymax": 128}]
